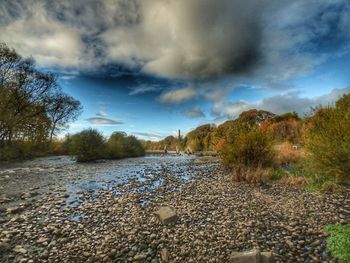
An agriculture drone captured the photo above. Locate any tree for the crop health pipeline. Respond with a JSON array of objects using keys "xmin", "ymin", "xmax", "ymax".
[
  {"xmin": 68, "ymin": 129, "xmax": 106, "ymax": 162},
  {"xmin": 46, "ymin": 93, "xmax": 82, "ymax": 142},
  {"xmin": 0, "ymin": 43, "xmax": 82, "ymax": 160}
]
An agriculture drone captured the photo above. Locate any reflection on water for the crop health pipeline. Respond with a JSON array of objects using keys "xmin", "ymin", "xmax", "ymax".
[{"xmin": 1, "ymin": 155, "xmax": 221, "ymax": 210}]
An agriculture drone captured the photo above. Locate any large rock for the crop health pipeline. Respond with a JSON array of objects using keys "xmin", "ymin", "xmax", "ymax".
[
  {"xmin": 260, "ymin": 252, "xmax": 274, "ymax": 263},
  {"xmin": 230, "ymin": 249, "xmax": 260, "ymax": 263},
  {"xmin": 160, "ymin": 248, "xmax": 169, "ymax": 261},
  {"xmin": 155, "ymin": 206, "xmax": 177, "ymax": 225},
  {"xmin": 230, "ymin": 250, "xmax": 274, "ymax": 263}
]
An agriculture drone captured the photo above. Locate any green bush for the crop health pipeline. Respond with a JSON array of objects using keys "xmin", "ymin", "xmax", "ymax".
[
  {"xmin": 122, "ymin": 135, "xmax": 145, "ymax": 157},
  {"xmin": 326, "ymin": 224, "xmax": 350, "ymax": 262},
  {"xmin": 67, "ymin": 129, "xmax": 106, "ymax": 162},
  {"xmin": 304, "ymin": 94, "xmax": 350, "ymax": 184},
  {"xmin": 106, "ymin": 132, "xmax": 144, "ymax": 159},
  {"xmin": 221, "ymin": 128, "xmax": 275, "ymax": 169}
]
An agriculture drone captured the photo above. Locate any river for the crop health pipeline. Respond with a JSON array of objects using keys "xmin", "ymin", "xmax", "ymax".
[{"xmin": 0, "ymin": 155, "xmax": 218, "ymax": 208}]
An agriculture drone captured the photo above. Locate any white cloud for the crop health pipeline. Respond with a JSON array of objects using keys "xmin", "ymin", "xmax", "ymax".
[
  {"xmin": 132, "ymin": 131, "xmax": 164, "ymax": 141},
  {"xmin": 96, "ymin": 111, "xmax": 108, "ymax": 117},
  {"xmin": 224, "ymin": 87, "xmax": 350, "ymax": 118},
  {"xmin": 158, "ymin": 87, "xmax": 197, "ymax": 104},
  {"xmin": 128, "ymin": 85, "xmax": 161, "ymax": 96},
  {"xmin": 86, "ymin": 117, "xmax": 123, "ymax": 125},
  {"xmin": 0, "ymin": 2, "xmax": 84, "ymax": 68},
  {"xmin": 184, "ymin": 107, "xmax": 205, "ymax": 118}
]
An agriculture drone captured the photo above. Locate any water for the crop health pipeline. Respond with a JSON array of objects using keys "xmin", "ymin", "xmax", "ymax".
[{"xmin": 0, "ymin": 155, "xmax": 218, "ymax": 209}]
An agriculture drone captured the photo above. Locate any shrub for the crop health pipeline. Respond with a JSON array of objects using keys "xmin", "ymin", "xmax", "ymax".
[
  {"xmin": 106, "ymin": 132, "xmax": 144, "ymax": 159},
  {"xmin": 325, "ymin": 224, "xmax": 350, "ymax": 262},
  {"xmin": 304, "ymin": 94, "xmax": 350, "ymax": 184},
  {"xmin": 106, "ymin": 132, "xmax": 127, "ymax": 159},
  {"xmin": 67, "ymin": 129, "xmax": 106, "ymax": 162},
  {"xmin": 221, "ymin": 128, "xmax": 275, "ymax": 169},
  {"xmin": 122, "ymin": 135, "xmax": 145, "ymax": 157}
]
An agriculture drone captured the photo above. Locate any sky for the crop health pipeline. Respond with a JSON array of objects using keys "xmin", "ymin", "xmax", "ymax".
[{"xmin": 1, "ymin": 0, "xmax": 350, "ymax": 140}]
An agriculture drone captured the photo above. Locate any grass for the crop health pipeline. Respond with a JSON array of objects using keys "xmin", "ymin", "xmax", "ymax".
[
  {"xmin": 325, "ymin": 224, "xmax": 350, "ymax": 262},
  {"xmin": 268, "ymin": 164, "xmax": 339, "ymax": 192}
]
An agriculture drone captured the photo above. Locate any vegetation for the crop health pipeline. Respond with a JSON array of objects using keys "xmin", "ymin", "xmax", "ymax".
[
  {"xmin": 67, "ymin": 129, "xmax": 106, "ymax": 162},
  {"xmin": 0, "ymin": 43, "xmax": 82, "ymax": 160},
  {"xmin": 304, "ymin": 94, "xmax": 350, "ymax": 184},
  {"xmin": 65, "ymin": 129, "xmax": 145, "ymax": 162},
  {"xmin": 106, "ymin": 132, "xmax": 144, "ymax": 159},
  {"xmin": 144, "ymin": 94, "xmax": 350, "ymax": 188},
  {"xmin": 221, "ymin": 128, "xmax": 275, "ymax": 169},
  {"xmin": 325, "ymin": 224, "xmax": 350, "ymax": 262}
]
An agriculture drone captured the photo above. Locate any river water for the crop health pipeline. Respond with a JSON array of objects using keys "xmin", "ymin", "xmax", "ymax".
[{"xmin": 0, "ymin": 155, "xmax": 219, "ymax": 209}]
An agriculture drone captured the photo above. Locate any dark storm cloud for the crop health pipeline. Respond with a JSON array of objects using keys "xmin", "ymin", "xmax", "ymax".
[
  {"xmin": 0, "ymin": 0, "xmax": 268, "ymax": 79},
  {"xmin": 1, "ymin": 0, "xmax": 350, "ymax": 103}
]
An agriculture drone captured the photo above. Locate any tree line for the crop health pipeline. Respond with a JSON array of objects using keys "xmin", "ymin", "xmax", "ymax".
[
  {"xmin": 0, "ymin": 43, "xmax": 82, "ymax": 160},
  {"xmin": 145, "ymin": 96, "xmax": 350, "ymax": 187}
]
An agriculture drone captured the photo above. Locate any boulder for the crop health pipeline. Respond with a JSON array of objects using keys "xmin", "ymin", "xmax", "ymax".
[
  {"xmin": 229, "ymin": 250, "xmax": 274, "ymax": 263},
  {"xmin": 230, "ymin": 249, "xmax": 260, "ymax": 263},
  {"xmin": 160, "ymin": 248, "xmax": 169, "ymax": 261},
  {"xmin": 260, "ymin": 252, "xmax": 274, "ymax": 263},
  {"xmin": 155, "ymin": 207, "xmax": 177, "ymax": 225}
]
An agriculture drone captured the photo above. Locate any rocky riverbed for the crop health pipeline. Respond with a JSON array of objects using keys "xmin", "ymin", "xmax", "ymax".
[{"xmin": 0, "ymin": 155, "xmax": 349, "ymax": 262}]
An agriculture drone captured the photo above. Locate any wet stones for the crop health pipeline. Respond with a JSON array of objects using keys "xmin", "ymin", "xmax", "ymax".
[{"xmin": 155, "ymin": 206, "xmax": 178, "ymax": 225}]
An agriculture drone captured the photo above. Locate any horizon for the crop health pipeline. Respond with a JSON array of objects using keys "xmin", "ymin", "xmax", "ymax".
[{"xmin": 1, "ymin": 0, "xmax": 350, "ymax": 140}]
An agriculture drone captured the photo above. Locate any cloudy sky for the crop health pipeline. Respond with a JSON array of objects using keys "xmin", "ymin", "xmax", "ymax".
[{"xmin": 1, "ymin": 0, "xmax": 350, "ymax": 140}]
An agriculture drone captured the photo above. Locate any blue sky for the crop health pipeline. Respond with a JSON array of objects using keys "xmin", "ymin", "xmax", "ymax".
[{"xmin": 1, "ymin": 0, "xmax": 350, "ymax": 140}]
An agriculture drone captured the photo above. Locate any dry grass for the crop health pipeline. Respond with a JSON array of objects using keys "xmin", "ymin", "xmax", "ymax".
[
  {"xmin": 280, "ymin": 175, "xmax": 309, "ymax": 187},
  {"xmin": 275, "ymin": 142, "xmax": 304, "ymax": 166},
  {"xmin": 231, "ymin": 165, "xmax": 270, "ymax": 184}
]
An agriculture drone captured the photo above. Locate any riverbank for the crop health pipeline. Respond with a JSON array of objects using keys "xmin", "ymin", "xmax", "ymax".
[{"xmin": 0, "ymin": 156, "xmax": 349, "ymax": 262}]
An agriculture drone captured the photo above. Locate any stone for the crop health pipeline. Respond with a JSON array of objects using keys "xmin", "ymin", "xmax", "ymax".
[
  {"xmin": 0, "ymin": 242, "xmax": 10, "ymax": 252},
  {"xmin": 41, "ymin": 250, "xmax": 49, "ymax": 259},
  {"xmin": 160, "ymin": 248, "xmax": 169, "ymax": 262},
  {"xmin": 7, "ymin": 207, "xmax": 24, "ymax": 214},
  {"xmin": 229, "ymin": 249, "xmax": 260, "ymax": 263},
  {"xmin": 134, "ymin": 253, "xmax": 147, "ymax": 261},
  {"xmin": 230, "ymin": 250, "xmax": 275, "ymax": 263},
  {"xmin": 13, "ymin": 245, "xmax": 27, "ymax": 254},
  {"xmin": 155, "ymin": 207, "xmax": 177, "ymax": 225},
  {"xmin": 260, "ymin": 252, "xmax": 274, "ymax": 263}
]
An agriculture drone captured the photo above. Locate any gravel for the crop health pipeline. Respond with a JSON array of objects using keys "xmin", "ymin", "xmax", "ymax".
[{"xmin": 0, "ymin": 156, "xmax": 349, "ymax": 262}]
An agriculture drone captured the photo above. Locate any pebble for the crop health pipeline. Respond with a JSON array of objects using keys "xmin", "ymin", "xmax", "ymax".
[{"xmin": 0, "ymin": 158, "xmax": 348, "ymax": 262}]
